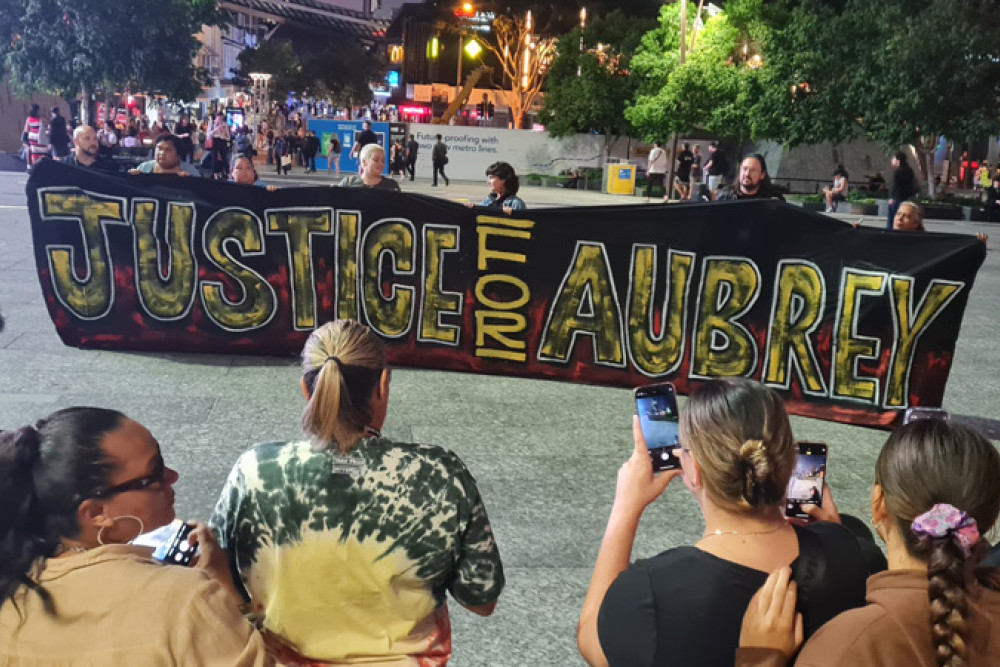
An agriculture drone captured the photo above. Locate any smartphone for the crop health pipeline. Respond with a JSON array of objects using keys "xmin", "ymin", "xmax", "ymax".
[
  {"xmin": 784, "ymin": 442, "xmax": 828, "ymax": 520},
  {"xmin": 903, "ymin": 407, "xmax": 949, "ymax": 424},
  {"xmin": 634, "ymin": 382, "xmax": 682, "ymax": 472},
  {"xmin": 151, "ymin": 522, "xmax": 197, "ymax": 566}
]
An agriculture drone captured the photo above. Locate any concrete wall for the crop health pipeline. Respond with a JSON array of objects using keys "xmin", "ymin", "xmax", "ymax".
[{"xmin": 407, "ymin": 123, "xmax": 605, "ymax": 178}]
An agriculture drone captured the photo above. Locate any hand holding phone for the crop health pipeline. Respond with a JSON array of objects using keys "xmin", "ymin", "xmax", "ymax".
[
  {"xmin": 152, "ymin": 521, "xmax": 198, "ymax": 566},
  {"xmin": 634, "ymin": 382, "xmax": 682, "ymax": 472},
  {"xmin": 784, "ymin": 442, "xmax": 828, "ymax": 520}
]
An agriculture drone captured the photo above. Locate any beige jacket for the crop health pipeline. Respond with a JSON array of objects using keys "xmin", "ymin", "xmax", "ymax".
[{"xmin": 0, "ymin": 544, "xmax": 272, "ymax": 666}]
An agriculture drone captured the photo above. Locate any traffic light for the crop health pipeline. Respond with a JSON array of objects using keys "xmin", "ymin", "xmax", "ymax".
[
  {"xmin": 476, "ymin": 101, "xmax": 485, "ymax": 117},
  {"xmin": 486, "ymin": 101, "xmax": 494, "ymax": 119}
]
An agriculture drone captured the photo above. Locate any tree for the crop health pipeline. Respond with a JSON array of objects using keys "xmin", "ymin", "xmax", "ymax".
[
  {"xmin": 235, "ymin": 39, "xmax": 383, "ymax": 110},
  {"xmin": 0, "ymin": 0, "xmax": 222, "ymax": 124},
  {"xmin": 755, "ymin": 0, "xmax": 1000, "ymax": 197},
  {"xmin": 482, "ymin": 14, "xmax": 557, "ymax": 129},
  {"xmin": 539, "ymin": 11, "xmax": 655, "ymax": 155},
  {"xmin": 625, "ymin": 0, "xmax": 769, "ymax": 144}
]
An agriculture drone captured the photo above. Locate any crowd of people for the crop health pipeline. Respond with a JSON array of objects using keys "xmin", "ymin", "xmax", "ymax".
[
  {"xmin": 0, "ymin": 320, "xmax": 505, "ymax": 665},
  {"xmin": 3, "ymin": 357, "xmax": 997, "ymax": 665}
]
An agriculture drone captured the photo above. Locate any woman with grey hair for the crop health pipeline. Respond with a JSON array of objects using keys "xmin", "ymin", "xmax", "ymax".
[{"xmin": 337, "ymin": 143, "xmax": 400, "ymax": 190}]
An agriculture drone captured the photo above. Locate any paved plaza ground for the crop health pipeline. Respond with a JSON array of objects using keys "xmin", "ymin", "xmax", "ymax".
[{"xmin": 1, "ymin": 165, "xmax": 998, "ymax": 666}]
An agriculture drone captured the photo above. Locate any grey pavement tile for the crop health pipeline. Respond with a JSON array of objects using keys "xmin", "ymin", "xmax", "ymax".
[{"xmin": 449, "ymin": 567, "xmax": 591, "ymax": 667}]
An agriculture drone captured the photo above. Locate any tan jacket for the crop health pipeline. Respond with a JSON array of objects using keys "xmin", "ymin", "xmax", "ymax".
[
  {"xmin": 0, "ymin": 544, "xmax": 272, "ymax": 666},
  {"xmin": 737, "ymin": 569, "xmax": 1000, "ymax": 667}
]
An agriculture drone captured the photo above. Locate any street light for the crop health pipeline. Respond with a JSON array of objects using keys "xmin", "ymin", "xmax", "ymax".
[{"xmin": 578, "ymin": 7, "xmax": 586, "ymax": 76}]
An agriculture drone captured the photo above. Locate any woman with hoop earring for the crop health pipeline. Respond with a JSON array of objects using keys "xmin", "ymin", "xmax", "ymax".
[{"xmin": 0, "ymin": 407, "xmax": 272, "ymax": 665}]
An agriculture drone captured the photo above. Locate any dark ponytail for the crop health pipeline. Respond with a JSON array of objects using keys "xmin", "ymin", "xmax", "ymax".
[
  {"xmin": 875, "ymin": 420, "xmax": 1000, "ymax": 667},
  {"xmin": 0, "ymin": 407, "xmax": 122, "ymax": 611}
]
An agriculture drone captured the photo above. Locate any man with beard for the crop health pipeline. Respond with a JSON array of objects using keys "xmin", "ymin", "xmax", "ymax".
[
  {"xmin": 64, "ymin": 125, "xmax": 117, "ymax": 172},
  {"xmin": 716, "ymin": 154, "xmax": 785, "ymax": 201}
]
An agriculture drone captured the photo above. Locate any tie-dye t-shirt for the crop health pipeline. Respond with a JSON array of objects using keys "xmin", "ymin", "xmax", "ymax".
[{"xmin": 209, "ymin": 436, "xmax": 504, "ymax": 665}]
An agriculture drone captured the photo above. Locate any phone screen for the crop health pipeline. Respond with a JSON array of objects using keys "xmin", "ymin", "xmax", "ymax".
[
  {"xmin": 903, "ymin": 407, "xmax": 949, "ymax": 424},
  {"xmin": 635, "ymin": 383, "xmax": 681, "ymax": 472},
  {"xmin": 784, "ymin": 442, "xmax": 828, "ymax": 519}
]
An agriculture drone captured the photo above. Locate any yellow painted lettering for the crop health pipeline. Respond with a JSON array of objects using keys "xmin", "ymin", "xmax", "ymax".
[
  {"xmin": 336, "ymin": 211, "xmax": 360, "ymax": 320},
  {"xmin": 41, "ymin": 191, "xmax": 127, "ymax": 319},
  {"xmin": 539, "ymin": 243, "xmax": 624, "ymax": 365},
  {"xmin": 200, "ymin": 210, "xmax": 276, "ymax": 331},
  {"xmin": 267, "ymin": 209, "xmax": 333, "ymax": 330},
  {"xmin": 831, "ymin": 270, "xmax": 887, "ymax": 402},
  {"xmin": 420, "ymin": 226, "xmax": 462, "ymax": 345},
  {"xmin": 361, "ymin": 221, "xmax": 414, "ymax": 338},
  {"xmin": 763, "ymin": 262, "xmax": 826, "ymax": 393},
  {"xmin": 691, "ymin": 258, "xmax": 760, "ymax": 377},
  {"xmin": 627, "ymin": 247, "xmax": 694, "ymax": 375},
  {"xmin": 132, "ymin": 200, "xmax": 196, "ymax": 320},
  {"xmin": 884, "ymin": 277, "xmax": 962, "ymax": 407}
]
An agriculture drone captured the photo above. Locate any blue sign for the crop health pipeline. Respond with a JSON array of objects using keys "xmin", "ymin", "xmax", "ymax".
[
  {"xmin": 387, "ymin": 70, "xmax": 400, "ymax": 88},
  {"xmin": 308, "ymin": 119, "xmax": 390, "ymax": 175}
]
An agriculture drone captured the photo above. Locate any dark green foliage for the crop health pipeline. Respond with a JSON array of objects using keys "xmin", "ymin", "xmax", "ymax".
[
  {"xmin": 0, "ymin": 0, "xmax": 223, "ymax": 101},
  {"xmin": 539, "ymin": 11, "xmax": 655, "ymax": 150}
]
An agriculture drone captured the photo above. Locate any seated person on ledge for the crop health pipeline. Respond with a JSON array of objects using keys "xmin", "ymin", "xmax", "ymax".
[{"xmin": 823, "ymin": 164, "xmax": 849, "ymax": 212}]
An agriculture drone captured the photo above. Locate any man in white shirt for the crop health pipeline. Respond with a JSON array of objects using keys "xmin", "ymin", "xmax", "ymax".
[{"xmin": 646, "ymin": 142, "xmax": 668, "ymax": 202}]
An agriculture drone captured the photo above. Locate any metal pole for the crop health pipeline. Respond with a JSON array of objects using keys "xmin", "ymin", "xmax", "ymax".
[
  {"xmin": 667, "ymin": 2, "xmax": 687, "ymax": 200},
  {"xmin": 456, "ymin": 28, "xmax": 464, "ymax": 98}
]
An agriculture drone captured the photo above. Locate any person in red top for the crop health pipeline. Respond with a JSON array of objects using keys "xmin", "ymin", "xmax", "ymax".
[{"xmin": 22, "ymin": 104, "xmax": 48, "ymax": 172}]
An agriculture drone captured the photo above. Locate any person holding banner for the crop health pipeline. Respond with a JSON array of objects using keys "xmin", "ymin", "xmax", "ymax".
[
  {"xmin": 716, "ymin": 154, "xmax": 785, "ymax": 202},
  {"xmin": 737, "ymin": 419, "xmax": 1000, "ymax": 667},
  {"xmin": 127, "ymin": 135, "xmax": 200, "ymax": 177},
  {"xmin": 337, "ymin": 143, "xmax": 400, "ymax": 191},
  {"xmin": 467, "ymin": 161, "xmax": 526, "ymax": 214},
  {"xmin": 230, "ymin": 154, "xmax": 277, "ymax": 191},
  {"xmin": 0, "ymin": 407, "xmax": 272, "ymax": 665},
  {"xmin": 210, "ymin": 320, "xmax": 504, "ymax": 666},
  {"xmin": 577, "ymin": 379, "xmax": 879, "ymax": 667}
]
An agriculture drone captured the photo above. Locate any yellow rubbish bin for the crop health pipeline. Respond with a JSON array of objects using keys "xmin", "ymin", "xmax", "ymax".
[{"xmin": 606, "ymin": 164, "xmax": 636, "ymax": 195}]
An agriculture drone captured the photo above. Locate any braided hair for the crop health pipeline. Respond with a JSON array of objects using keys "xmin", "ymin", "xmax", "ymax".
[{"xmin": 875, "ymin": 420, "xmax": 1000, "ymax": 667}]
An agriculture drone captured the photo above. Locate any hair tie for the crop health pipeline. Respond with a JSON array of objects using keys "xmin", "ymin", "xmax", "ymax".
[
  {"xmin": 325, "ymin": 355, "xmax": 344, "ymax": 370},
  {"xmin": 911, "ymin": 503, "xmax": 980, "ymax": 558}
]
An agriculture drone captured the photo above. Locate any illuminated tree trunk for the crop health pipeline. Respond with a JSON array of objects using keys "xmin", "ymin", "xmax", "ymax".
[{"xmin": 483, "ymin": 15, "xmax": 555, "ymax": 130}]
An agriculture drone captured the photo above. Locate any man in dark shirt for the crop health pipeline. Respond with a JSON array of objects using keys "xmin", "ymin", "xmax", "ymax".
[
  {"xmin": 986, "ymin": 175, "xmax": 1000, "ymax": 223},
  {"xmin": 351, "ymin": 120, "xmax": 378, "ymax": 160},
  {"xmin": 716, "ymin": 154, "xmax": 785, "ymax": 201},
  {"xmin": 888, "ymin": 151, "xmax": 918, "ymax": 229},
  {"xmin": 49, "ymin": 107, "xmax": 70, "ymax": 160},
  {"xmin": 431, "ymin": 134, "xmax": 449, "ymax": 187},
  {"xmin": 674, "ymin": 142, "xmax": 694, "ymax": 200},
  {"xmin": 405, "ymin": 134, "xmax": 419, "ymax": 181},
  {"xmin": 64, "ymin": 125, "xmax": 117, "ymax": 172},
  {"xmin": 704, "ymin": 141, "xmax": 729, "ymax": 194},
  {"xmin": 302, "ymin": 130, "xmax": 320, "ymax": 172}
]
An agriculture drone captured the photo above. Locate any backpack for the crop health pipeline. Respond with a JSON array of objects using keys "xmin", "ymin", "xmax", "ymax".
[{"xmin": 330, "ymin": 136, "xmax": 341, "ymax": 153}]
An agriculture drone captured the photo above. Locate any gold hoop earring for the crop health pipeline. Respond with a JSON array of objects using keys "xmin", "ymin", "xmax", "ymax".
[{"xmin": 97, "ymin": 515, "xmax": 146, "ymax": 545}]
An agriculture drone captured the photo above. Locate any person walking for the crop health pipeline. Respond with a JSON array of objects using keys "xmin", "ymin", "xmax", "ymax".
[
  {"xmin": 273, "ymin": 133, "xmax": 290, "ymax": 176},
  {"xmin": 704, "ymin": 141, "xmax": 729, "ymax": 195},
  {"xmin": 405, "ymin": 134, "xmax": 419, "ymax": 181},
  {"xmin": 48, "ymin": 107, "xmax": 70, "ymax": 161},
  {"xmin": 688, "ymin": 144, "xmax": 703, "ymax": 200},
  {"xmin": 326, "ymin": 133, "xmax": 341, "ymax": 177},
  {"xmin": 210, "ymin": 113, "xmax": 231, "ymax": 180},
  {"xmin": 674, "ymin": 142, "xmax": 694, "ymax": 201},
  {"xmin": 887, "ymin": 151, "xmax": 918, "ymax": 230},
  {"xmin": 302, "ymin": 130, "xmax": 320, "ymax": 173},
  {"xmin": 432, "ymin": 134, "xmax": 449, "ymax": 187},
  {"xmin": 22, "ymin": 104, "xmax": 48, "ymax": 172},
  {"xmin": 646, "ymin": 141, "xmax": 668, "ymax": 202}
]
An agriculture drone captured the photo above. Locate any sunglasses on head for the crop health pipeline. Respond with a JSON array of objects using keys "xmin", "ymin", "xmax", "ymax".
[{"xmin": 90, "ymin": 455, "xmax": 166, "ymax": 499}]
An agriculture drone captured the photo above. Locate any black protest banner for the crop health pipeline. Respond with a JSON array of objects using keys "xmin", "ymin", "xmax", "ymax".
[{"xmin": 26, "ymin": 160, "xmax": 986, "ymax": 426}]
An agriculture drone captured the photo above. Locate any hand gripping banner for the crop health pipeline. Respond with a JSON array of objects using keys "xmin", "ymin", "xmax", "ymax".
[{"xmin": 26, "ymin": 160, "xmax": 986, "ymax": 426}]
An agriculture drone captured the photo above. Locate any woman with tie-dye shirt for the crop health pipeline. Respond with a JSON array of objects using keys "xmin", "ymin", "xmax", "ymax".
[{"xmin": 210, "ymin": 320, "xmax": 504, "ymax": 666}]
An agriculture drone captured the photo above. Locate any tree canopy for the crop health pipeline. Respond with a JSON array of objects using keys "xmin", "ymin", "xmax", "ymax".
[
  {"xmin": 234, "ymin": 39, "xmax": 383, "ymax": 109},
  {"xmin": 0, "ymin": 0, "xmax": 221, "ymax": 104},
  {"xmin": 539, "ymin": 11, "xmax": 655, "ymax": 149}
]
